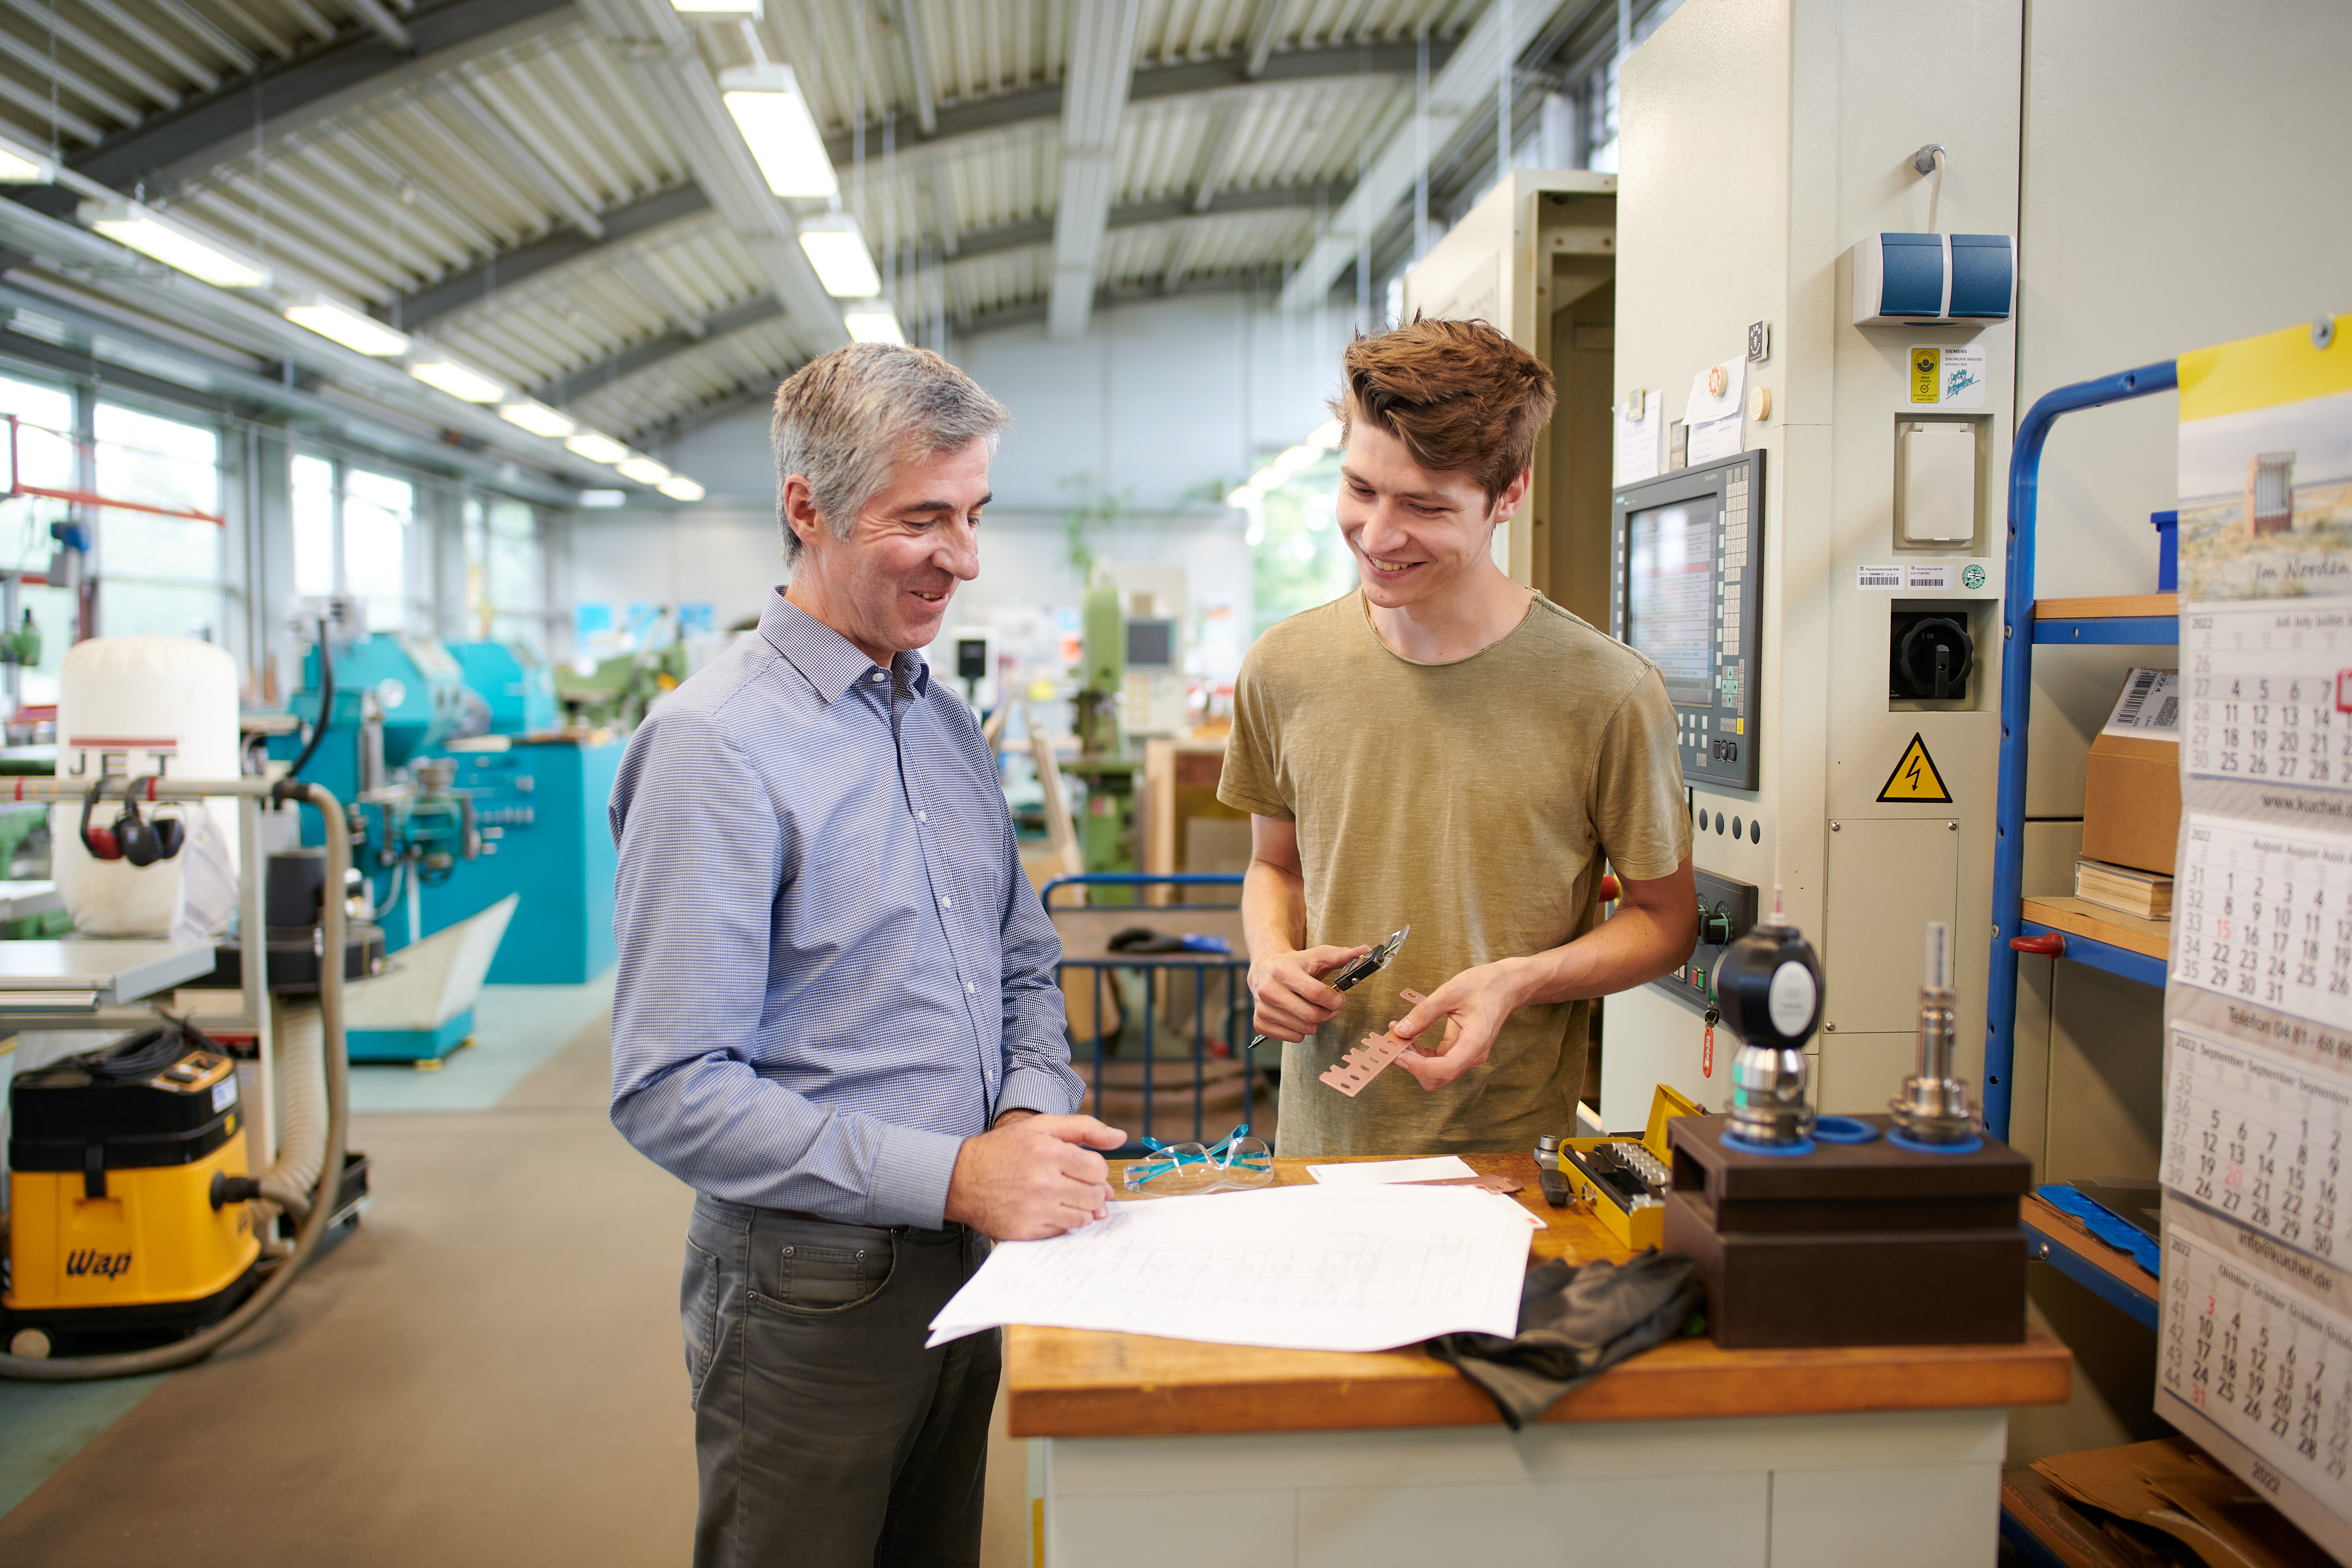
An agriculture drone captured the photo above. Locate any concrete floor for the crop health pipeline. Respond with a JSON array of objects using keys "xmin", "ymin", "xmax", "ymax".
[{"xmin": 0, "ymin": 1001, "xmax": 1031, "ymax": 1566}]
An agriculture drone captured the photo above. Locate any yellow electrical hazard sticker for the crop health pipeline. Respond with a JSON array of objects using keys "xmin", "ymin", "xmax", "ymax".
[
  {"xmin": 1910, "ymin": 347, "xmax": 1941, "ymax": 404},
  {"xmin": 1877, "ymin": 733, "xmax": 1952, "ymax": 803}
]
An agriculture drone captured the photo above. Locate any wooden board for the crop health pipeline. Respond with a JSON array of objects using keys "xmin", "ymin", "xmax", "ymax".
[
  {"xmin": 1005, "ymin": 1152, "xmax": 2073, "ymax": 1438},
  {"xmin": 2023, "ymin": 895, "xmax": 2170, "ymax": 960},
  {"xmin": 2035, "ymin": 593, "xmax": 2179, "ymax": 621}
]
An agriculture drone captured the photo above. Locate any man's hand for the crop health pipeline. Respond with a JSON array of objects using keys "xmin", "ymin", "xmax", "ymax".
[
  {"xmin": 943, "ymin": 1113, "xmax": 1127, "ymax": 1240},
  {"xmin": 1387, "ymin": 961, "xmax": 1531, "ymax": 1091},
  {"xmin": 1247, "ymin": 943, "xmax": 1371, "ymax": 1042}
]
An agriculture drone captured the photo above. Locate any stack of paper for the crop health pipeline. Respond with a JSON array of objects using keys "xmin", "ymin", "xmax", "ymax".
[{"xmin": 927, "ymin": 1183, "xmax": 1533, "ymax": 1353}]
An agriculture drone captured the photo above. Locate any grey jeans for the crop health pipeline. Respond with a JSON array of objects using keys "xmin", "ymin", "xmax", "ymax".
[{"xmin": 683, "ymin": 1194, "xmax": 1000, "ymax": 1568}]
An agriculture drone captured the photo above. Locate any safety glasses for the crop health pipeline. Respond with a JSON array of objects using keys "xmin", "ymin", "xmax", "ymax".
[{"xmin": 1122, "ymin": 1124, "xmax": 1275, "ymax": 1198}]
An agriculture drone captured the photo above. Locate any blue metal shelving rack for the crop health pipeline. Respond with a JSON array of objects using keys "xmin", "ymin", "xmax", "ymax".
[{"xmin": 1985, "ymin": 357, "xmax": 2180, "ymax": 1142}]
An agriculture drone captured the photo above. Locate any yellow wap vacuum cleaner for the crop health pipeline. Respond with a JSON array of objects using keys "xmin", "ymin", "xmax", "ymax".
[
  {"xmin": 0, "ymin": 773, "xmax": 353, "ymax": 1381},
  {"xmin": 5, "ymin": 1025, "xmax": 263, "ymax": 1340}
]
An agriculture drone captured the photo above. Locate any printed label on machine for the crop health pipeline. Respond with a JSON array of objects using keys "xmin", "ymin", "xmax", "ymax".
[
  {"xmin": 2160, "ymin": 1203, "xmax": 2352, "ymax": 1511},
  {"xmin": 2183, "ymin": 599, "xmax": 2352, "ymax": 791},
  {"xmin": 2164, "ymin": 1020, "xmax": 2352, "ymax": 1264},
  {"xmin": 1905, "ymin": 344, "xmax": 1987, "ymax": 409}
]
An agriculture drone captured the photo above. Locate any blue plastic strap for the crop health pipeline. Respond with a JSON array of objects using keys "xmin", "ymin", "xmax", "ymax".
[
  {"xmin": 2035, "ymin": 1183, "xmax": 2162, "ymax": 1277},
  {"xmin": 1887, "ymin": 1128, "xmax": 1984, "ymax": 1156},
  {"xmin": 1720, "ymin": 1131, "xmax": 1817, "ymax": 1157}
]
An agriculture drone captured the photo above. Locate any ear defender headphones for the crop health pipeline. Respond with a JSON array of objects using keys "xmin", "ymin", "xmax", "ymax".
[{"xmin": 79, "ymin": 775, "xmax": 184, "ymax": 866}]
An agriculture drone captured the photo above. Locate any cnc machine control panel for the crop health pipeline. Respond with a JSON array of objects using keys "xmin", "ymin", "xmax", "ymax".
[{"xmin": 1610, "ymin": 451, "xmax": 1765, "ymax": 791}]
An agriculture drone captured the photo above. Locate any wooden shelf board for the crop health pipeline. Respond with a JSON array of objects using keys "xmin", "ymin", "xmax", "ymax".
[
  {"xmin": 2023, "ymin": 895, "xmax": 2170, "ymax": 961},
  {"xmin": 2021, "ymin": 1193, "xmax": 2161, "ymax": 1311},
  {"xmin": 2034, "ymin": 593, "xmax": 2178, "ymax": 620},
  {"xmin": 1006, "ymin": 1153, "xmax": 2074, "ymax": 1438}
]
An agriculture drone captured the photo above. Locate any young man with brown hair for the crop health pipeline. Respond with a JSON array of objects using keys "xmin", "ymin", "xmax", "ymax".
[{"xmin": 1220, "ymin": 317, "xmax": 1696, "ymax": 1157}]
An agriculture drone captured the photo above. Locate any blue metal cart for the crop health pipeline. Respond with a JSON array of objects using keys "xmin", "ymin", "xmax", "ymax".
[
  {"xmin": 1040, "ymin": 873, "xmax": 1265, "ymax": 1154},
  {"xmin": 1986, "ymin": 356, "xmax": 2181, "ymax": 1142}
]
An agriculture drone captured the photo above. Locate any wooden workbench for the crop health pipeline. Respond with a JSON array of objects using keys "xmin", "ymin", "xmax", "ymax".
[{"xmin": 1009, "ymin": 1152, "xmax": 2072, "ymax": 1567}]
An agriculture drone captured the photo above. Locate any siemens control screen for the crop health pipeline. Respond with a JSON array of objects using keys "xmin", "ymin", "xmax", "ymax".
[
  {"xmin": 1625, "ymin": 500, "xmax": 1717, "ymax": 706},
  {"xmin": 1611, "ymin": 450, "xmax": 1764, "ymax": 790}
]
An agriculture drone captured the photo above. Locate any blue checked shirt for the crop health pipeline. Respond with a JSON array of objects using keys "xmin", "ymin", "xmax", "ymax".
[{"xmin": 608, "ymin": 590, "xmax": 1084, "ymax": 1229}]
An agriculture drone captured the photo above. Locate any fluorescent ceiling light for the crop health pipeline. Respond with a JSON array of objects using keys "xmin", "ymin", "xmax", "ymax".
[
  {"xmin": 579, "ymin": 489, "xmax": 626, "ymax": 508},
  {"xmin": 498, "ymin": 401, "xmax": 575, "ymax": 439},
  {"xmin": 284, "ymin": 299, "xmax": 409, "ymax": 357},
  {"xmin": 657, "ymin": 476, "xmax": 707, "ymax": 502},
  {"xmin": 1248, "ymin": 466, "xmax": 1285, "ymax": 491},
  {"xmin": 0, "ymin": 138, "xmax": 53, "ymax": 184},
  {"xmin": 798, "ymin": 216, "xmax": 881, "ymax": 298},
  {"xmin": 844, "ymin": 307, "xmax": 904, "ymax": 345},
  {"xmin": 616, "ymin": 457, "xmax": 671, "ymax": 485},
  {"xmin": 409, "ymin": 360, "xmax": 505, "ymax": 403},
  {"xmin": 81, "ymin": 200, "xmax": 270, "ymax": 289},
  {"xmin": 719, "ymin": 65, "xmax": 837, "ymax": 200},
  {"xmin": 565, "ymin": 432, "xmax": 629, "ymax": 464},
  {"xmin": 1306, "ymin": 417, "xmax": 1344, "ymax": 448},
  {"xmin": 1225, "ymin": 485, "xmax": 1261, "ymax": 508},
  {"xmin": 1273, "ymin": 444, "xmax": 1320, "ymax": 473}
]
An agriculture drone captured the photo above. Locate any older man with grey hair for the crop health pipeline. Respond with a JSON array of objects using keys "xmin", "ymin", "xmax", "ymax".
[{"xmin": 609, "ymin": 342, "xmax": 1123, "ymax": 1568}]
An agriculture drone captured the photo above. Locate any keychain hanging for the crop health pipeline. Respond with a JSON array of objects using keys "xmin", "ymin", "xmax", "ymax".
[{"xmin": 1701, "ymin": 1002, "xmax": 1719, "ymax": 1077}]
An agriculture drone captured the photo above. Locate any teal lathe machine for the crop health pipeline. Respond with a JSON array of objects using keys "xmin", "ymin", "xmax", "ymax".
[{"xmin": 269, "ymin": 628, "xmax": 620, "ymax": 1014}]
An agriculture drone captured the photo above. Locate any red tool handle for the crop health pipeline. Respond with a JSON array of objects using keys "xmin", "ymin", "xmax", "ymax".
[
  {"xmin": 1599, "ymin": 874, "xmax": 1622, "ymax": 903},
  {"xmin": 2010, "ymin": 931, "xmax": 2065, "ymax": 957}
]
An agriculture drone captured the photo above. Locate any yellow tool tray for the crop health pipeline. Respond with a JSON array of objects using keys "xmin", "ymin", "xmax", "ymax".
[{"xmin": 1564, "ymin": 1084, "xmax": 1704, "ymax": 1249}]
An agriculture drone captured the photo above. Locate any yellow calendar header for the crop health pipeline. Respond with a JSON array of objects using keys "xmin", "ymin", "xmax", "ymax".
[{"xmin": 2180, "ymin": 312, "xmax": 2352, "ymax": 424}]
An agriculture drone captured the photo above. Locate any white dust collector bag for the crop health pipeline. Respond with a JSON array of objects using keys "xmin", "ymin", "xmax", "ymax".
[{"xmin": 50, "ymin": 634, "xmax": 242, "ymax": 936}]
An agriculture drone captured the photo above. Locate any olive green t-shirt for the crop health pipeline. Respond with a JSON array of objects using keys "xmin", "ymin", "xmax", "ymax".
[{"xmin": 1218, "ymin": 589, "xmax": 1690, "ymax": 1158}]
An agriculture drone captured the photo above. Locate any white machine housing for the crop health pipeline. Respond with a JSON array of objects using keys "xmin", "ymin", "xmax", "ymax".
[{"xmin": 1601, "ymin": 1, "xmax": 2022, "ymax": 1130}]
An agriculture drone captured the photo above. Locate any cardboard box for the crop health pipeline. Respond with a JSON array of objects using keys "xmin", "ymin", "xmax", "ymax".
[{"xmin": 2081, "ymin": 667, "xmax": 2179, "ymax": 876}]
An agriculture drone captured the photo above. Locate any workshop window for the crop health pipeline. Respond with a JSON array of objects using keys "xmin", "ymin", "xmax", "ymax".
[
  {"xmin": 468, "ymin": 496, "xmax": 547, "ymax": 653},
  {"xmin": 292, "ymin": 454, "xmax": 335, "ymax": 598},
  {"xmin": 0, "ymin": 373, "xmax": 78, "ymax": 702},
  {"xmin": 343, "ymin": 467, "xmax": 415, "ymax": 634},
  {"xmin": 94, "ymin": 401, "xmax": 230, "ymax": 648}
]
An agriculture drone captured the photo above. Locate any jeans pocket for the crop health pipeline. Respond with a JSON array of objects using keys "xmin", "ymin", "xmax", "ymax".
[
  {"xmin": 774, "ymin": 1237, "xmax": 895, "ymax": 1315},
  {"xmin": 682, "ymin": 1236, "xmax": 722, "ymax": 1410}
]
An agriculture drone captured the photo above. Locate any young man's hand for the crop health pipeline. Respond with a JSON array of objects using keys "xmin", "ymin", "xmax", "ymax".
[
  {"xmin": 1246, "ymin": 943, "xmax": 1371, "ymax": 1042},
  {"xmin": 1387, "ymin": 961, "xmax": 1530, "ymax": 1090},
  {"xmin": 943, "ymin": 1113, "xmax": 1127, "ymax": 1240}
]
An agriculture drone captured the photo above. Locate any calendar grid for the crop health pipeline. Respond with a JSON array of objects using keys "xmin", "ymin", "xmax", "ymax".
[
  {"xmin": 2183, "ymin": 603, "xmax": 2352, "ymax": 792},
  {"xmin": 2173, "ymin": 815, "xmax": 2352, "ymax": 1031},
  {"xmin": 2165, "ymin": 1025, "xmax": 2352, "ymax": 1264},
  {"xmin": 2161, "ymin": 1224, "xmax": 2352, "ymax": 1511}
]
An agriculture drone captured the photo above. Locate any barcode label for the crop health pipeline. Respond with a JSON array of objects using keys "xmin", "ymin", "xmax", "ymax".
[
  {"xmin": 2102, "ymin": 667, "xmax": 2181, "ymax": 737},
  {"xmin": 1856, "ymin": 565, "xmax": 1904, "ymax": 590}
]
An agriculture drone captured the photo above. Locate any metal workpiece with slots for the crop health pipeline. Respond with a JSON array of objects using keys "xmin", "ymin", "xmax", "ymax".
[{"xmin": 1611, "ymin": 450, "xmax": 1765, "ymax": 791}]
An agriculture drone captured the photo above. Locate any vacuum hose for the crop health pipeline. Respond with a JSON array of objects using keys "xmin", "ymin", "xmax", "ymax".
[
  {"xmin": 281, "ymin": 617, "xmax": 335, "ymax": 783},
  {"xmin": 0, "ymin": 780, "xmax": 351, "ymax": 1381}
]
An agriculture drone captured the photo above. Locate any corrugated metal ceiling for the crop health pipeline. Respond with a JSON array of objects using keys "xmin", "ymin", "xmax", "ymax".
[{"xmin": 0, "ymin": 0, "xmax": 1493, "ymax": 442}]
